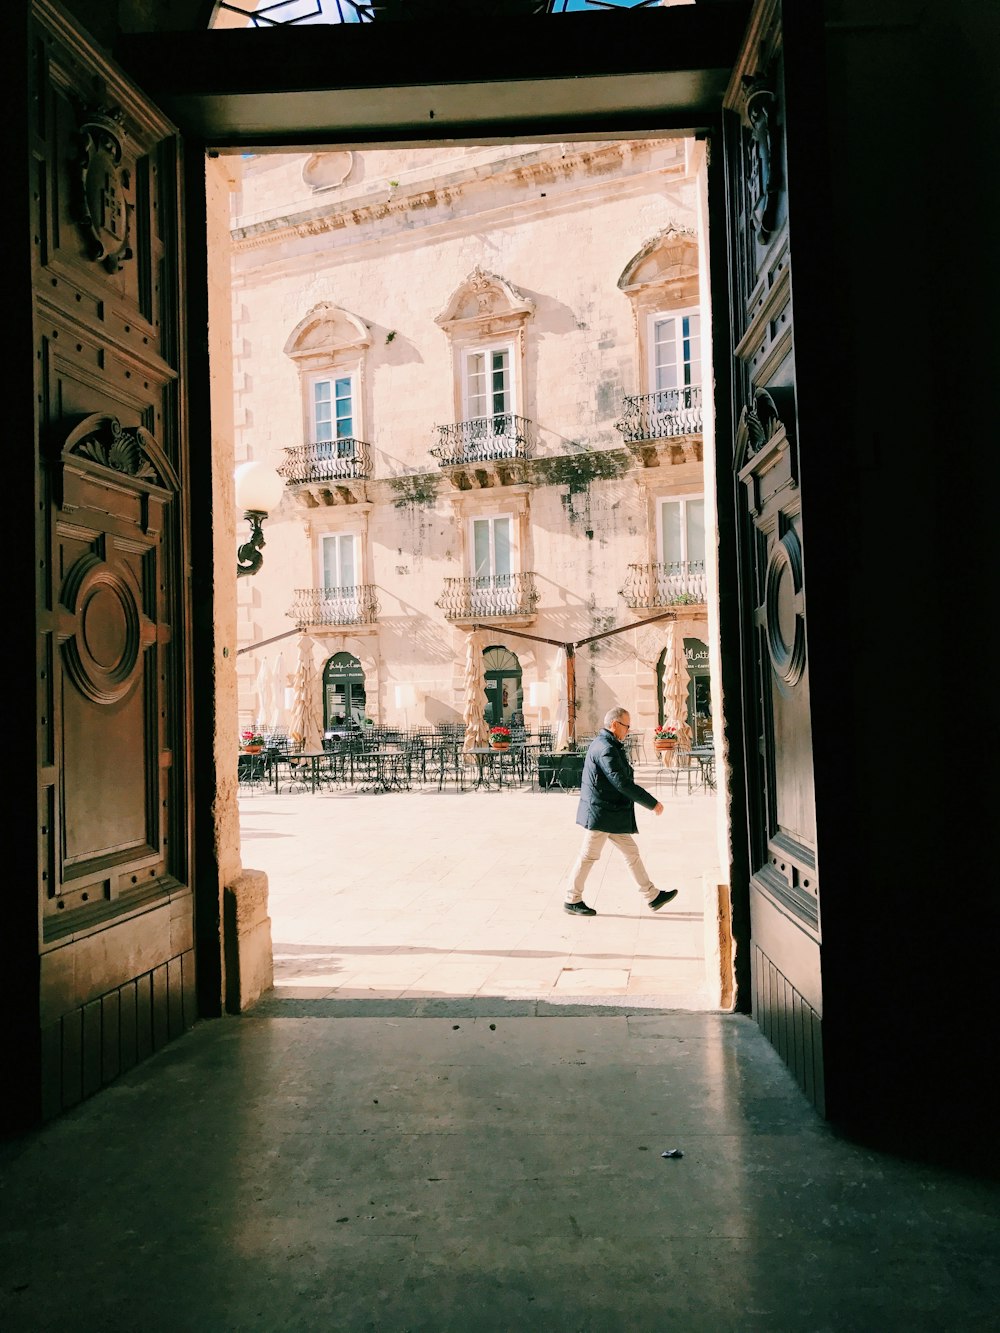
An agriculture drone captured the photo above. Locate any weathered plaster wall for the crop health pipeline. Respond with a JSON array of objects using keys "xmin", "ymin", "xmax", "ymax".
[{"xmin": 230, "ymin": 138, "xmax": 709, "ymax": 742}]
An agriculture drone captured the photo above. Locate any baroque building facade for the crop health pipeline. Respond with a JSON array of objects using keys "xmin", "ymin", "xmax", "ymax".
[{"xmin": 231, "ymin": 137, "xmax": 716, "ymax": 749}]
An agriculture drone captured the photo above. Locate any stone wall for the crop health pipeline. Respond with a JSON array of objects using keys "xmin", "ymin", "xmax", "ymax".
[{"xmin": 231, "ymin": 138, "xmax": 711, "ymax": 743}]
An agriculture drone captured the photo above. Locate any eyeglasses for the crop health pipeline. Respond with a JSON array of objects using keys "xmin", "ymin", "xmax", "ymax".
[{"xmin": 615, "ymin": 721, "xmax": 631, "ymax": 731}]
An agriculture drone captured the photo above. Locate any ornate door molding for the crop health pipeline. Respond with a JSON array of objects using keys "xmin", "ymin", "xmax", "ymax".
[{"xmin": 722, "ymin": 0, "xmax": 824, "ymax": 1111}]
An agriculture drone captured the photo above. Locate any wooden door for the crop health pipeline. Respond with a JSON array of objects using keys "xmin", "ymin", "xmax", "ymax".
[
  {"xmin": 719, "ymin": 0, "xmax": 825, "ymax": 1110},
  {"xmin": 30, "ymin": 0, "xmax": 195, "ymax": 1119}
]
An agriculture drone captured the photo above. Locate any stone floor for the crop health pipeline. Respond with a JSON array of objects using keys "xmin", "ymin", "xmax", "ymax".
[
  {"xmin": 3, "ymin": 775, "xmax": 998, "ymax": 1330},
  {"xmin": 2, "ymin": 1011, "xmax": 998, "ymax": 1331}
]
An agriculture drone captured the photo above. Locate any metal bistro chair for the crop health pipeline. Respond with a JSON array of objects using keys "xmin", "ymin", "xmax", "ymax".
[
  {"xmin": 237, "ymin": 748, "xmax": 268, "ymax": 795},
  {"xmin": 661, "ymin": 748, "xmax": 704, "ymax": 795},
  {"xmin": 628, "ymin": 729, "xmax": 647, "ymax": 764}
]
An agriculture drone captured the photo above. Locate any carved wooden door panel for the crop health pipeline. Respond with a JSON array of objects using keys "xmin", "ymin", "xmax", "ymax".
[
  {"xmin": 722, "ymin": 0, "xmax": 823, "ymax": 1110},
  {"xmin": 31, "ymin": 0, "xmax": 194, "ymax": 1117}
]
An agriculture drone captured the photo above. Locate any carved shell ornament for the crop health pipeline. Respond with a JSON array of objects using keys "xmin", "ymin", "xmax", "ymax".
[
  {"xmin": 72, "ymin": 417, "xmax": 159, "ymax": 482},
  {"xmin": 76, "ymin": 105, "xmax": 134, "ymax": 273}
]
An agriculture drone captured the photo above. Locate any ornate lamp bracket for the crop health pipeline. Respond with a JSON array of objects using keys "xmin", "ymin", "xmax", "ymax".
[{"xmin": 237, "ymin": 512, "xmax": 267, "ymax": 578}]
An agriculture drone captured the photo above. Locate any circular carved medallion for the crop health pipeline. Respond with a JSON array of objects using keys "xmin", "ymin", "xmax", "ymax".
[
  {"xmin": 61, "ymin": 555, "xmax": 145, "ymax": 704},
  {"xmin": 763, "ymin": 528, "xmax": 806, "ymax": 687}
]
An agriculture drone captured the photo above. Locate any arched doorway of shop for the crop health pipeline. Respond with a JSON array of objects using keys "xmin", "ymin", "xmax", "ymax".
[
  {"xmin": 656, "ymin": 637, "xmax": 713, "ymax": 748},
  {"xmin": 483, "ymin": 646, "xmax": 522, "ymax": 729},
  {"xmin": 324, "ymin": 652, "xmax": 367, "ymax": 731}
]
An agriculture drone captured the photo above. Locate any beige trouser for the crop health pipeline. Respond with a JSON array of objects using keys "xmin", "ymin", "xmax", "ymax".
[{"xmin": 567, "ymin": 829, "xmax": 657, "ymax": 904}]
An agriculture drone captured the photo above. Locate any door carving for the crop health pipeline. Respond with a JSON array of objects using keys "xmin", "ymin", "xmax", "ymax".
[
  {"xmin": 31, "ymin": 0, "xmax": 194, "ymax": 1118},
  {"xmin": 723, "ymin": 0, "xmax": 824, "ymax": 1110}
]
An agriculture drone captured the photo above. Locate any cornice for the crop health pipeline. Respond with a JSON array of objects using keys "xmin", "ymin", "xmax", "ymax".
[{"xmin": 231, "ymin": 138, "xmax": 686, "ymax": 253}]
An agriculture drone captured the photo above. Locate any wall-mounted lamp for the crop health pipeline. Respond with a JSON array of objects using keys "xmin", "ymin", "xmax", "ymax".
[{"xmin": 235, "ymin": 461, "xmax": 284, "ymax": 578}]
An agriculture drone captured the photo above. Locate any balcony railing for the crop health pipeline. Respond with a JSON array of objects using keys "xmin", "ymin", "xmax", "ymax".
[
  {"xmin": 620, "ymin": 561, "xmax": 707, "ymax": 609},
  {"xmin": 279, "ymin": 438, "xmax": 372, "ymax": 485},
  {"xmin": 616, "ymin": 387, "xmax": 703, "ymax": 443},
  {"xmin": 436, "ymin": 572, "xmax": 539, "ymax": 621},
  {"xmin": 430, "ymin": 415, "xmax": 533, "ymax": 467},
  {"xmin": 288, "ymin": 585, "xmax": 380, "ymax": 629}
]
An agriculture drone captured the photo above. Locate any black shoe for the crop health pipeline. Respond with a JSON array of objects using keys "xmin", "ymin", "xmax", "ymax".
[
  {"xmin": 564, "ymin": 901, "xmax": 597, "ymax": 916},
  {"xmin": 648, "ymin": 889, "xmax": 678, "ymax": 912}
]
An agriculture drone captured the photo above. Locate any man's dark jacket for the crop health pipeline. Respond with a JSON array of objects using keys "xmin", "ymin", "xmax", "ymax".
[{"xmin": 575, "ymin": 728, "xmax": 658, "ymax": 834}]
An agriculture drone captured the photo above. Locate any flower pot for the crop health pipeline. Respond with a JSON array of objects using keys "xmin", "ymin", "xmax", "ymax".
[
  {"xmin": 242, "ymin": 745, "xmax": 263, "ymax": 754},
  {"xmin": 654, "ymin": 738, "xmax": 677, "ymax": 752},
  {"xmin": 491, "ymin": 742, "xmax": 510, "ymax": 751}
]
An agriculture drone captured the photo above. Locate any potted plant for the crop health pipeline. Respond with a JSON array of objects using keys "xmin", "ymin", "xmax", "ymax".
[
  {"xmin": 241, "ymin": 729, "xmax": 265, "ymax": 754},
  {"xmin": 654, "ymin": 722, "xmax": 680, "ymax": 752},
  {"xmin": 489, "ymin": 725, "xmax": 512, "ymax": 751}
]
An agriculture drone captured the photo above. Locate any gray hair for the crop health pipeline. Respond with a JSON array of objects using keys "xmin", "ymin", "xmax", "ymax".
[{"xmin": 604, "ymin": 706, "xmax": 629, "ymax": 728}]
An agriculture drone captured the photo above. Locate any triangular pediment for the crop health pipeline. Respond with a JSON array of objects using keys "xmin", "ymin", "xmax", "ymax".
[{"xmin": 435, "ymin": 267, "xmax": 534, "ymax": 332}]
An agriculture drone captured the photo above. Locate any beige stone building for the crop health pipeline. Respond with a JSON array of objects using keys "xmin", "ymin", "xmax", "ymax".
[{"xmin": 231, "ymin": 137, "xmax": 716, "ymax": 751}]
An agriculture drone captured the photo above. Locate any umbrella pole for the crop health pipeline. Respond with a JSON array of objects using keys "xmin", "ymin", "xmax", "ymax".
[{"xmin": 565, "ymin": 646, "xmax": 576, "ymax": 751}]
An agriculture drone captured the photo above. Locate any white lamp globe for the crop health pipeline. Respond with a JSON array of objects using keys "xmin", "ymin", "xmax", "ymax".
[
  {"xmin": 529, "ymin": 681, "xmax": 551, "ymax": 708},
  {"xmin": 234, "ymin": 461, "xmax": 283, "ymax": 514}
]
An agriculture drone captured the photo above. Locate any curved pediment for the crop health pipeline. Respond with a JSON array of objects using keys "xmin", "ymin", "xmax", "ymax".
[
  {"xmin": 284, "ymin": 303, "xmax": 372, "ymax": 363},
  {"xmin": 435, "ymin": 267, "xmax": 534, "ymax": 333},
  {"xmin": 618, "ymin": 228, "xmax": 699, "ymax": 295},
  {"xmin": 60, "ymin": 413, "xmax": 178, "ymax": 494}
]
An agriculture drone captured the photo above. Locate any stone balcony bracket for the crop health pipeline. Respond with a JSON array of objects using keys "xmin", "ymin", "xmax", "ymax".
[
  {"xmin": 430, "ymin": 415, "xmax": 533, "ymax": 491},
  {"xmin": 280, "ymin": 438, "xmax": 372, "ymax": 506}
]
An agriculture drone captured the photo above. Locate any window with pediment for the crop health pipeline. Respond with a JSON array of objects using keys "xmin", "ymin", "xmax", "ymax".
[
  {"xmin": 616, "ymin": 229, "xmax": 703, "ymax": 449},
  {"xmin": 434, "ymin": 268, "xmax": 534, "ymax": 450},
  {"xmin": 284, "ymin": 302, "xmax": 372, "ymax": 450}
]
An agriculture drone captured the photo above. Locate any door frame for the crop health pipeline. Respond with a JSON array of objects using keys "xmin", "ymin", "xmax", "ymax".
[{"xmin": 148, "ymin": 7, "xmax": 756, "ymax": 1008}]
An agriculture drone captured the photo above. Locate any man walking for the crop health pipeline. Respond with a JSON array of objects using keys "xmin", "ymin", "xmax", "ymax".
[{"xmin": 565, "ymin": 706, "xmax": 678, "ymax": 917}]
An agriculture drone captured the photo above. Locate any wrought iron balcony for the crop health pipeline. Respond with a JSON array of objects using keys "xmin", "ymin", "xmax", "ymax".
[
  {"xmin": 288, "ymin": 585, "xmax": 380, "ymax": 630},
  {"xmin": 436, "ymin": 572, "xmax": 539, "ymax": 623},
  {"xmin": 279, "ymin": 439, "xmax": 372, "ymax": 506},
  {"xmin": 618, "ymin": 386, "xmax": 704, "ymax": 463},
  {"xmin": 620, "ymin": 561, "xmax": 707, "ymax": 610},
  {"xmin": 616, "ymin": 387, "xmax": 703, "ymax": 444},
  {"xmin": 430, "ymin": 415, "xmax": 533, "ymax": 489}
]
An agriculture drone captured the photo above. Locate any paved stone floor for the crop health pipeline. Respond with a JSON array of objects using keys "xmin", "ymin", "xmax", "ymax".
[
  {"xmin": 239, "ymin": 763, "xmax": 724, "ymax": 1010},
  {"xmin": 2, "ymin": 1011, "xmax": 998, "ymax": 1331},
  {"xmin": 4, "ymin": 773, "xmax": 998, "ymax": 1330}
]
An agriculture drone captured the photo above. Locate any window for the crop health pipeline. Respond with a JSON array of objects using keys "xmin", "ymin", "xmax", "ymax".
[
  {"xmin": 659, "ymin": 497, "xmax": 705, "ymax": 565},
  {"xmin": 312, "ymin": 374, "xmax": 355, "ymax": 443},
  {"xmin": 463, "ymin": 345, "xmax": 513, "ymax": 425},
  {"xmin": 321, "ymin": 532, "xmax": 358, "ymax": 591},
  {"xmin": 472, "ymin": 515, "xmax": 512, "ymax": 584},
  {"xmin": 650, "ymin": 310, "xmax": 701, "ymax": 393}
]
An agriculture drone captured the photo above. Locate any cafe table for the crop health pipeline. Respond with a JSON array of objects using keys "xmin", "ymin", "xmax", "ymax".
[
  {"xmin": 357, "ymin": 749, "xmax": 411, "ymax": 794},
  {"xmin": 466, "ymin": 746, "xmax": 511, "ymax": 791},
  {"xmin": 271, "ymin": 749, "xmax": 331, "ymax": 794}
]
